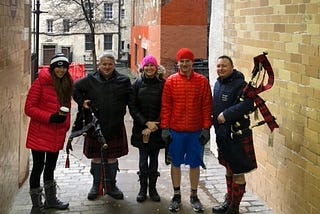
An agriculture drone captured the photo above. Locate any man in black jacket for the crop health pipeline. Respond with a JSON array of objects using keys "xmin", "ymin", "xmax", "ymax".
[
  {"xmin": 73, "ymin": 54, "xmax": 132, "ymax": 201},
  {"xmin": 212, "ymin": 55, "xmax": 256, "ymax": 214}
]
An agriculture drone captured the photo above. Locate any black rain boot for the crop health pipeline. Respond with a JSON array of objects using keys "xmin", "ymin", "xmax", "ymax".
[
  {"xmin": 136, "ymin": 171, "xmax": 148, "ymax": 202},
  {"xmin": 88, "ymin": 162, "xmax": 101, "ymax": 200},
  {"xmin": 105, "ymin": 161, "xmax": 124, "ymax": 199},
  {"xmin": 29, "ymin": 187, "xmax": 46, "ymax": 214},
  {"xmin": 149, "ymin": 172, "xmax": 160, "ymax": 202},
  {"xmin": 44, "ymin": 180, "xmax": 69, "ymax": 210},
  {"xmin": 212, "ymin": 175, "xmax": 233, "ymax": 213}
]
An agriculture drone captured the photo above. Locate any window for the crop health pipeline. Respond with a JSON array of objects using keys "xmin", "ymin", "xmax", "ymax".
[
  {"xmin": 134, "ymin": 44, "xmax": 138, "ymax": 66},
  {"xmin": 85, "ymin": 2, "xmax": 94, "ymax": 19},
  {"xmin": 104, "ymin": 34, "xmax": 113, "ymax": 50},
  {"xmin": 47, "ymin": 19, "xmax": 53, "ymax": 33},
  {"xmin": 63, "ymin": 19, "xmax": 70, "ymax": 33},
  {"xmin": 85, "ymin": 34, "xmax": 93, "ymax": 51},
  {"xmin": 104, "ymin": 3, "xmax": 113, "ymax": 20},
  {"xmin": 121, "ymin": 41, "xmax": 125, "ymax": 51},
  {"xmin": 143, "ymin": 49, "xmax": 147, "ymax": 57},
  {"xmin": 121, "ymin": 9, "xmax": 125, "ymax": 19}
]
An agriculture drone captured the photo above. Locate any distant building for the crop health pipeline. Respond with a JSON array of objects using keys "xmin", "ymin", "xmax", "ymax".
[
  {"xmin": 33, "ymin": 0, "xmax": 131, "ymax": 72},
  {"xmin": 131, "ymin": 0, "xmax": 209, "ymax": 77}
]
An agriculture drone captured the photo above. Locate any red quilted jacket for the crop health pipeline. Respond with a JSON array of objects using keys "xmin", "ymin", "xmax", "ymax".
[
  {"xmin": 160, "ymin": 71, "xmax": 212, "ymax": 132},
  {"xmin": 25, "ymin": 70, "xmax": 71, "ymax": 152}
]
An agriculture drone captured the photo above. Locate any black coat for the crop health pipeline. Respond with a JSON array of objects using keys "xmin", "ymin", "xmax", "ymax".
[
  {"xmin": 73, "ymin": 70, "xmax": 132, "ymax": 140},
  {"xmin": 213, "ymin": 69, "xmax": 256, "ymax": 174},
  {"xmin": 213, "ymin": 70, "xmax": 254, "ymax": 129},
  {"xmin": 129, "ymin": 75, "xmax": 165, "ymax": 150}
]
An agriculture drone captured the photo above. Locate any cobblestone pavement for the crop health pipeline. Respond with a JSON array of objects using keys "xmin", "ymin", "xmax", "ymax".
[
  {"xmin": 10, "ymin": 69, "xmax": 274, "ymax": 214},
  {"xmin": 10, "ymin": 110, "xmax": 274, "ymax": 214}
]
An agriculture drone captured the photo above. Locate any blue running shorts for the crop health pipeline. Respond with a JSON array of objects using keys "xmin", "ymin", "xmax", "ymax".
[{"xmin": 168, "ymin": 130, "xmax": 203, "ymax": 168}]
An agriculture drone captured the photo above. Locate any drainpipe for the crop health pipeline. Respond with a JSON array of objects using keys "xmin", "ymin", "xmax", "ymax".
[
  {"xmin": 32, "ymin": 0, "xmax": 46, "ymax": 81},
  {"xmin": 117, "ymin": 0, "xmax": 121, "ymax": 62}
]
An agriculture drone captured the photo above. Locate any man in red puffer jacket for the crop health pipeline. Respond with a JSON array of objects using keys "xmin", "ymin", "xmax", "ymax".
[{"xmin": 160, "ymin": 48, "xmax": 212, "ymax": 213}]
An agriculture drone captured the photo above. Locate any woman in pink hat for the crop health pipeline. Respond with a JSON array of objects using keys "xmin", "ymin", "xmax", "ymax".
[{"xmin": 129, "ymin": 55, "xmax": 165, "ymax": 203}]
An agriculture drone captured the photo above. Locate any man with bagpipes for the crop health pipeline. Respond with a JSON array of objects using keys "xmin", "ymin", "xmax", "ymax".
[
  {"xmin": 212, "ymin": 53, "xmax": 278, "ymax": 214},
  {"xmin": 69, "ymin": 54, "xmax": 132, "ymax": 201}
]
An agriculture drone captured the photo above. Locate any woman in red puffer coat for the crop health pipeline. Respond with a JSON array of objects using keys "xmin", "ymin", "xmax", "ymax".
[{"xmin": 25, "ymin": 54, "xmax": 73, "ymax": 214}]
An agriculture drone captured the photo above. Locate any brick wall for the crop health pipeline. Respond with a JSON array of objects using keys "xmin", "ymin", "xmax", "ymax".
[
  {"xmin": 0, "ymin": 1, "xmax": 31, "ymax": 213},
  {"xmin": 209, "ymin": 1, "xmax": 320, "ymax": 213},
  {"xmin": 131, "ymin": 0, "xmax": 208, "ymax": 76}
]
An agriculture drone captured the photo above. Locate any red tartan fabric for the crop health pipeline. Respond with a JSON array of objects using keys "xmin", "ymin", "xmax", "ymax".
[
  {"xmin": 243, "ymin": 84, "xmax": 279, "ymax": 132},
  {"xmin": 83, "ymin": 126, "xmax": 128, "ymax": 159},
  {"xmin": 251, "ymin": 53, "xmax": 274, "ymax": 93},
  {"xmin": 243, "ymin": 53, "xmax": 279, "ymax": 132},
  {"xmin": 232, "ymin": 183, "xmax": 246, "ymax": 205},
  {"xmin": 218, "ymin": 131, "xmax": 257, "ymax": 174},
  {"xmin": 226, "ymin": 176, "xmax": 233, "ymax": 203}
]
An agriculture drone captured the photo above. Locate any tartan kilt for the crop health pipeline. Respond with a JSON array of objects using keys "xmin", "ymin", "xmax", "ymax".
[
  {"xmin": 83, "ymin": 125, "xmax": 128, "ymax": 159},
  {"xmin": 217, "ymin": 129, "xmax": 257, "ymax": 174}
]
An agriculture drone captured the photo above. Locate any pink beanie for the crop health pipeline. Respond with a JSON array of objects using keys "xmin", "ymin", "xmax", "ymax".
[
  {"xmin": 141, "ymin": 55, "xmax": 158, "ymax": 70},
  {"xmin": 176, "ymin": 48, "xmax": 194, "ymax": 62}
]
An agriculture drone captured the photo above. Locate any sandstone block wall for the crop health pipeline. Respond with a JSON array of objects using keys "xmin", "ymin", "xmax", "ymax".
[
  {"xmin": 0, "ymin": 1, "xmax": 31, "ymax": 213},
  {"xmin": 210, "ymin": 1, "xmax": 320, "ymax": 213}
]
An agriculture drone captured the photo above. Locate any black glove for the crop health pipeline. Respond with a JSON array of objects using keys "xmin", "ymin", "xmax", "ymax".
[
  {"xmin": 49, "ymin": 113, "xmax": 66, "ymax": 124},
  {"xmin": 161, "ymin": 129, "xmax": 172, "ymax": 145},
  {"xmin": 199, "ymin": 129, "xmax": 210, "ymax": 145}
]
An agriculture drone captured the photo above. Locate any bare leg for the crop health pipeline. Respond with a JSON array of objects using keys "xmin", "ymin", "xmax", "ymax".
[
  {"xmin": 171, "ymin": 166, "xmax": 181, "ymax": 187},
  {"xmin": 189, "ymin": 167, "xmax": 200, "ymax": 190}
]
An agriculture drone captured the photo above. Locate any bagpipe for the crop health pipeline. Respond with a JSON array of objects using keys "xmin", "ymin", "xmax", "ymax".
[
  {"xmin": 218, "ymin": 52, "xmax": 279, "ymax": 174},
  {"xmin": 64, "ymin": 105, "xmax": 109, "ymax": 195},
  {"xmin": 230, "ymin": 52, "xmax": 279, "ymax": 140}
]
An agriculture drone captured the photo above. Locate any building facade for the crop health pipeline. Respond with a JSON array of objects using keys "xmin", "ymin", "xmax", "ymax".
[
  {"xmin": 130, "ymin": 0, "xmax": 209, "ymax": 76},
  {"xmin": 209, "ymin": 1, "xmax": 320, "ymax": 214},
  {"xmin": 34, "ymin": 0, "xmax": 131, "ymax": 71},
  {"xmin": 0, "ymin": 0, "xmax": 31, "ymax": 213}
]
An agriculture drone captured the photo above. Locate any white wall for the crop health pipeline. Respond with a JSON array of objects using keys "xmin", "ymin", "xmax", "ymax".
[{"xmin": 208, "ymin": 0, "xmax": 224, "ymax": 156}]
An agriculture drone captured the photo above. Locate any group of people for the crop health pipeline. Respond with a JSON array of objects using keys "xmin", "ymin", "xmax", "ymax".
[{"xmin": 24, "ymin": 48, "xmax": 257, "ymax": 214}]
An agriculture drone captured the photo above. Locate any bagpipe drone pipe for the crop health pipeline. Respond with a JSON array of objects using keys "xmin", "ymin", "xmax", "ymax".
[{"xmin": 231, "ymin": 52, "xmax": 279, "ymax": 138}]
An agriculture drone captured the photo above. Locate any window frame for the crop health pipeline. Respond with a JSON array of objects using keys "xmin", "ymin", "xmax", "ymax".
[
  {"xmin": 85, "ymin": 2, "xmax": 94, "ymax": 19},
  {"xmin": 104, "ymin": 34, "xmax": 113, "ymax": 50},
  {"xmin": 47, "ymin": 19, "xmax": 53, "ymax": 33},
  {"xmin": 104, "ymin": 3, "xmax": 113, "ymax": 20},
  {"xmin": 120, "ymin": 9, "xmax": 125, "ymax": 19},
  {"xmin": 63, "ymin": 19, "xmax": 70, "ymax": 33},
  {"xmin": 85, "ymin": 34, "xmax": 93, "ymax": 51}
]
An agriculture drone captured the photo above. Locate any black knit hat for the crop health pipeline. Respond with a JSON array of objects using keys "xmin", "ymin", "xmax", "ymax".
[{"xmin": 50, "ymin": 54, "xmax": 69, "ymax": 70}]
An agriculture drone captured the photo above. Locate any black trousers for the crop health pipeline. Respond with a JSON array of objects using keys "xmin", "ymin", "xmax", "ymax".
[
  {"xmin": 139, "ymin": 148, "xmax": 160, "ymax": 175},
  {"xmin": 29, "ymin": 150, "xmax": 59, "ymax": 188}
]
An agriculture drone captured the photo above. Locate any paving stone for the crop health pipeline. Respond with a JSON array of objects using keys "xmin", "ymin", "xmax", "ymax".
[{"xmin": 10, "ymin": 110, "xmax": 274, "ymax": 214}]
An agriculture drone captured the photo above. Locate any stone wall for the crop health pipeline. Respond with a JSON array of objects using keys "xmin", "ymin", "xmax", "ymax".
[
  {"xmin": 209, "ymin": 1, "xmax": 320, "ymax": 213},
  {"xmin": 0, "ymin": 0, "xmax": 31, "ymax": 213}
]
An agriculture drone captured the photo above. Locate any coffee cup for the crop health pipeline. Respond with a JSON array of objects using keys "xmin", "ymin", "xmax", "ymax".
[
  {"xmin": 59, "ymin": 106, "xmax": 70, "ymax": 116},
  {"xmin": 142, "ymin": 134, "xmax": 149, "ymax": 143}
]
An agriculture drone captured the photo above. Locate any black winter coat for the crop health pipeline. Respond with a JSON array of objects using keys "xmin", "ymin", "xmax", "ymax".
[
  {"xmin": 129, "ymin": 75, "xmax": 165, "ymax": 150},
  {"xmin": 213, "ymin": 70, "xmax": 254, "ymax": 130},
  {"xmin": 73, "ymin": 70, "xmax": 132, "ymax": 140},
  {"xmin": 213, "ymin": 69, "xmax": 257, "ymax": 174}
]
